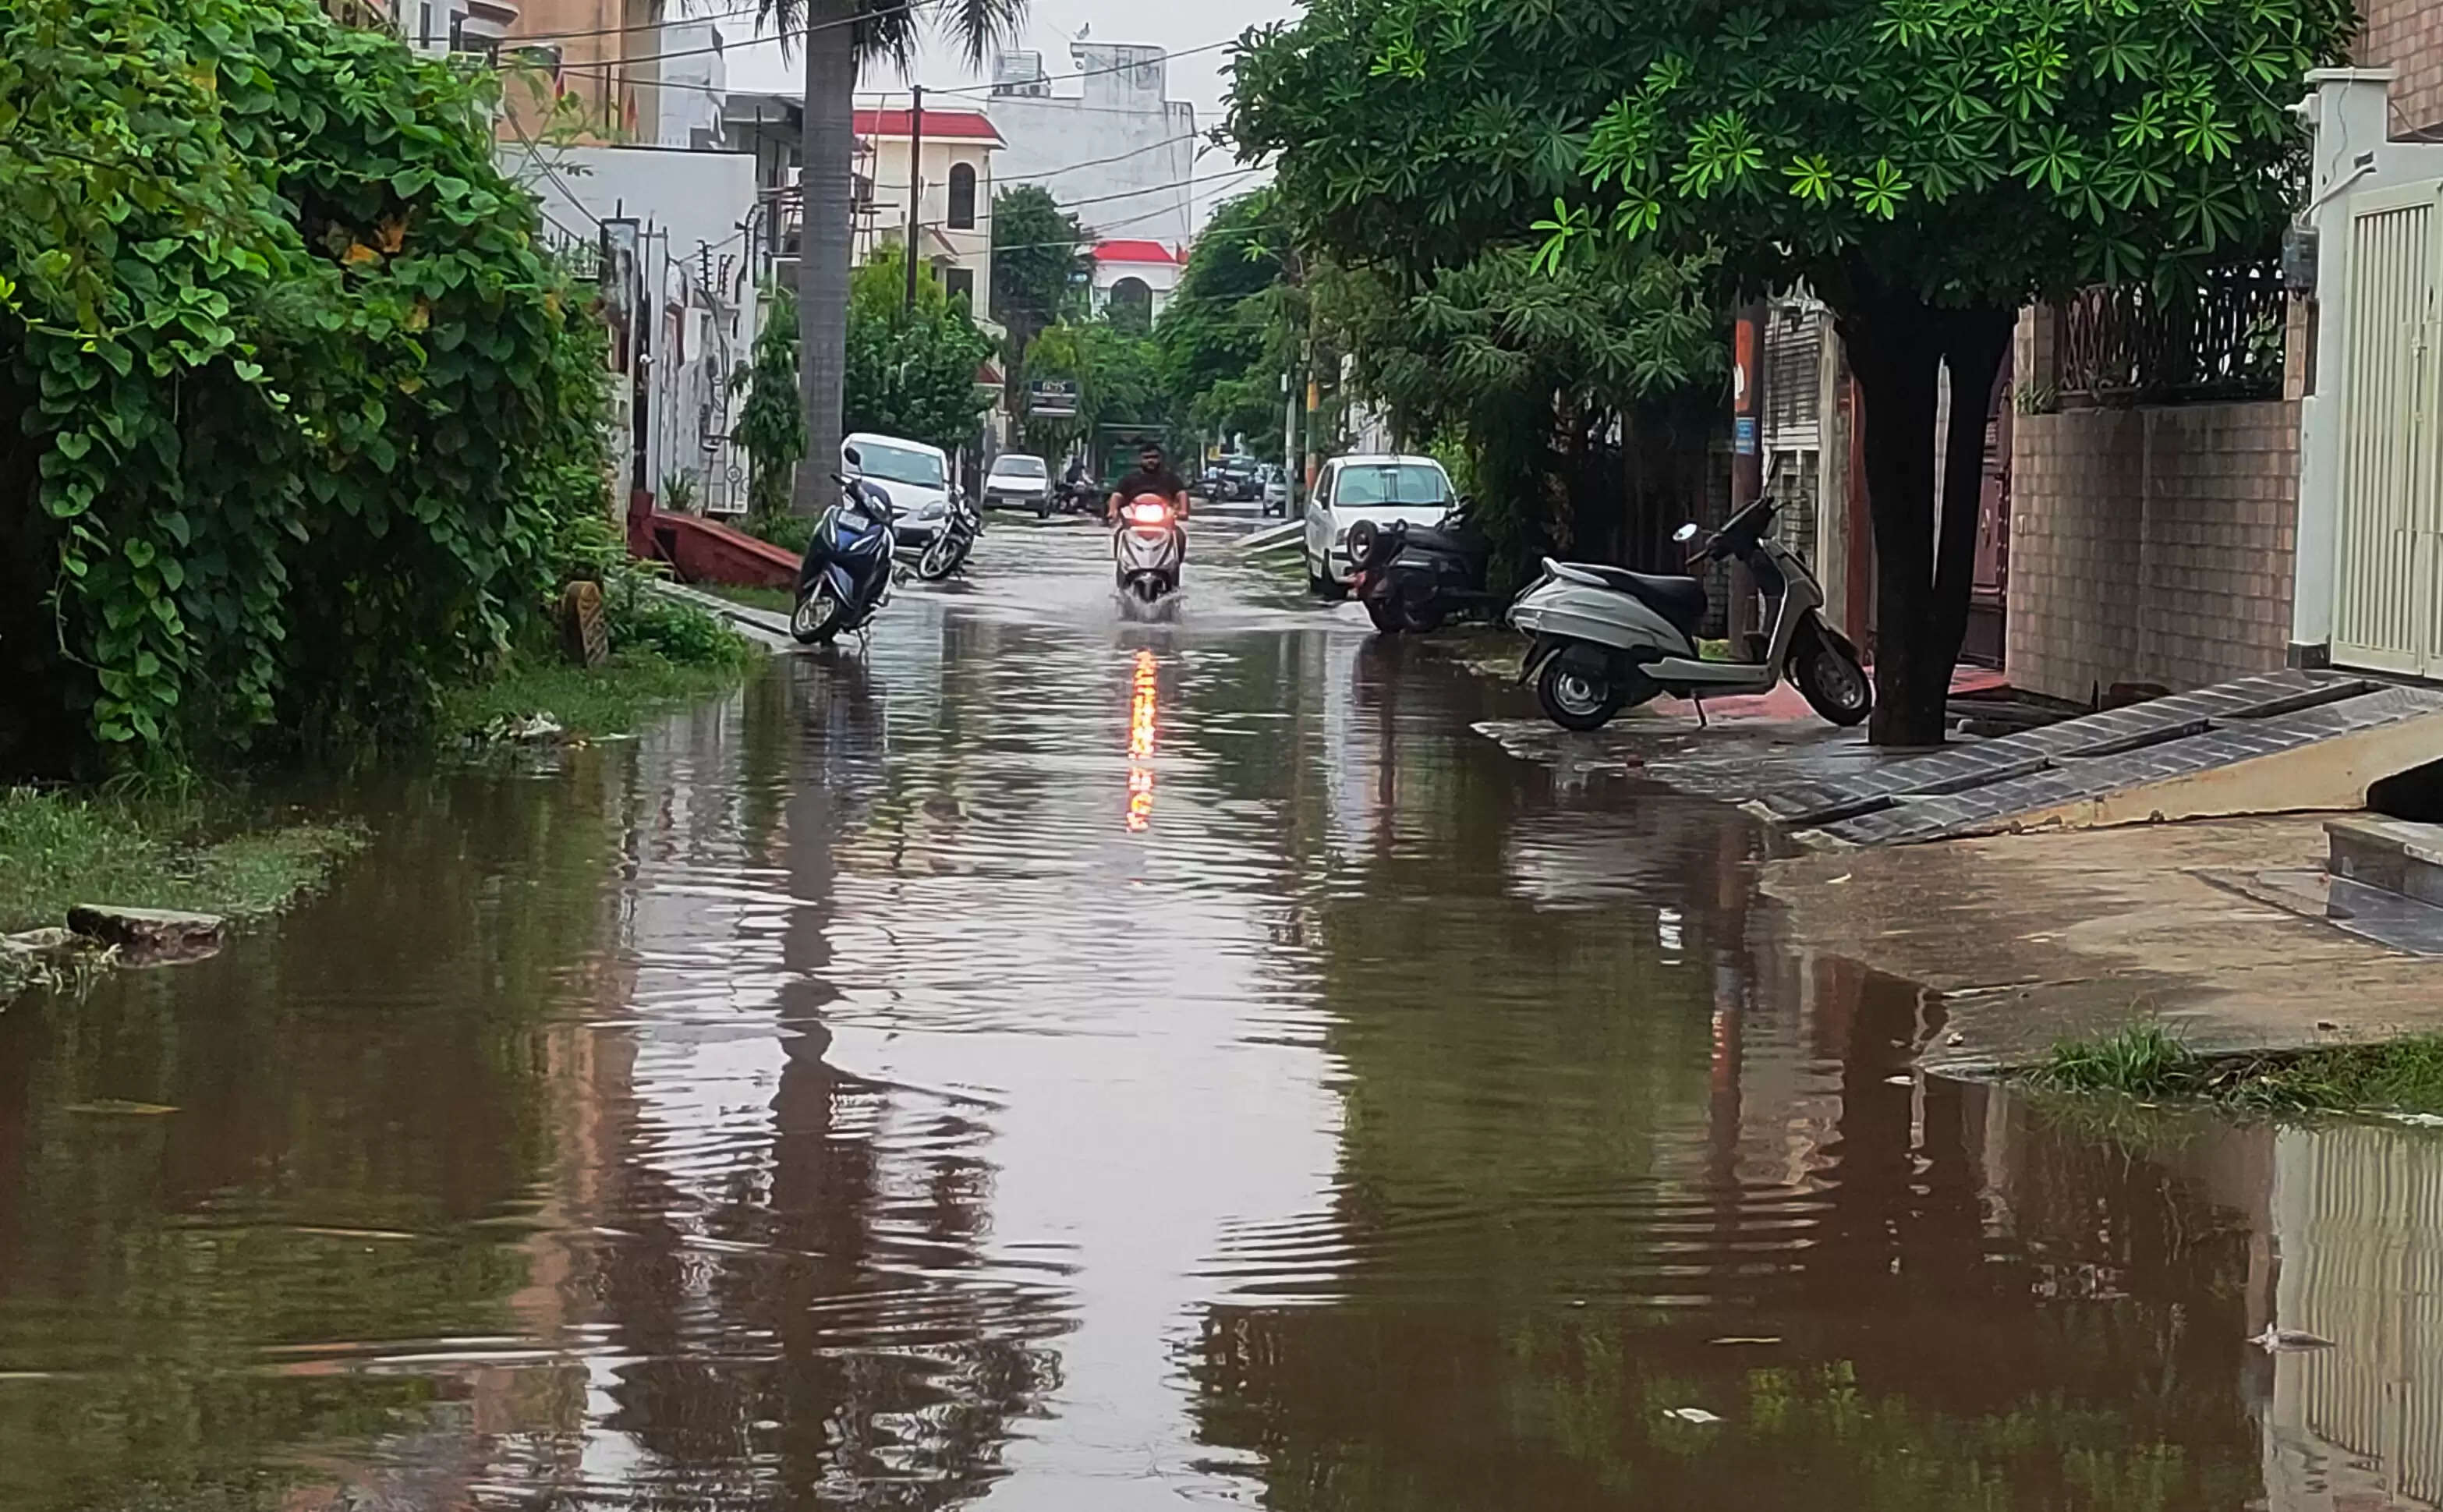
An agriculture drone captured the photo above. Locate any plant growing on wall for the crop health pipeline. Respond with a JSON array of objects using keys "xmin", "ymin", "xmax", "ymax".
[
  {"xmin": 1231, "ymin": 0, "xmax": 2353, "ymax": 742},
  {"xmin": 0, "ymin": 0, "xmax": 611, "ymax": 774},
  {"xmin": 736, "ymin": 283, "xmax": 809, "ymax": 520}
]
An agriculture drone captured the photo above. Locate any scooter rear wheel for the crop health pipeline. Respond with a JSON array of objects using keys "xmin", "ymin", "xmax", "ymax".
[{"xmin": 1536, "ymin": 651, "xmax": 1633, "ymax": 731}]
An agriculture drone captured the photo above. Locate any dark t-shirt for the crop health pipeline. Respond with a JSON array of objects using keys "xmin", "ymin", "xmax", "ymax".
[{"xmin": 1113, "ymin": 464, "xmax": 1187, "ymax": 513}]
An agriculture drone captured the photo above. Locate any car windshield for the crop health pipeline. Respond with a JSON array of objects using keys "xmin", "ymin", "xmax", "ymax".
[
  {"xmin": 993, "ymin": 455, "xmax": 1047, "ymax": 478},
  {"xmin": 854, "ymin": 441, "xmax": 944, "ymax": 489},
  {"xmin": 1335, "ymin": 463, "xmax": 1449, "ymax": 508}
]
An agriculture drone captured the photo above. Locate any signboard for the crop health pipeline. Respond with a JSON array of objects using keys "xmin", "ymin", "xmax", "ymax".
[{"xmin": 1029, "ymin": 379, "xmax": 1079, "ymax": 419}]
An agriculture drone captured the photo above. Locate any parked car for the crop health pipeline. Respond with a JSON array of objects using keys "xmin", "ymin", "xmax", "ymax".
[
  {"xmin": 843, "ymin": 431, "xmax": 954, "ymax": 544},
  {"xmin": 1303, "ymin": 453, "xmax": 1460, "ymax": 598},
  {"xmin": 1259, "ymin": 463, "xmax": 1291, "ymax": 516},
  {"xmin": 983, "ymin": 451, "xmax": 1054, "ymax": 515}
]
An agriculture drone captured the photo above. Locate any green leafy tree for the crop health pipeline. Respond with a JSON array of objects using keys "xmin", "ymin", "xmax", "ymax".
[
  {"xmin": 736, "ymin": 283, "xmax": 808, "ymax": 520},
  {"xmin": 1021, "ymin": 321, "xmax": 1170, "ymax": 466},
  {"xmin": 1319, "ymin": 248, "xmax": 1722, "ymax": 576},
  {"xmin": 750, "ymin": 0, "xmax": 1027, "ymax": 518},
  {"xmin": 843, "ymin": 253, "xmax": 993, "ymax": 455},
  {"xmin": 1159, "ymin": 189, "xmax": 1295, "ymax": 451},
  {"xmin": 991, "ymin": 184, "xmax": 1091, "ymax": 331},
  {"xmin": 0, "ymin": 0, "xmax": 610, "ymax": 774},
  {"xmin": 1231, "ymin": 0, "xmax": 2353, "ymax": 742}
]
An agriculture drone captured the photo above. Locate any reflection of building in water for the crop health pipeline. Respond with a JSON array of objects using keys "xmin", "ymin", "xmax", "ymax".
[{"xmin": 2267, "ymin": 1123, "xmax": 2443, "ymax": 1511}]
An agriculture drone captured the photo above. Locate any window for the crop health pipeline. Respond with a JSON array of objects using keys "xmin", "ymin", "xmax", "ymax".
[
  {"xmin": 947, "ymin": 162, "xmax": 977, "ymax": 230},
  {"xmin": 1332, "ymin": 463, "xmax": 1450, "ymax": 507},
  {"xmin": 1106, "ymin": 276, "xmax": 1152, "ymax": 334},
  {"xmin": 943, "ymin": 267, "xmax": 975, "ymax": 307}
]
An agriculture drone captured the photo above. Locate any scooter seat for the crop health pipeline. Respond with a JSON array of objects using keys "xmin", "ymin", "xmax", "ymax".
[{"xmin": 1556, "ymin": 563, "xmax": 1708, "ymax": 639}]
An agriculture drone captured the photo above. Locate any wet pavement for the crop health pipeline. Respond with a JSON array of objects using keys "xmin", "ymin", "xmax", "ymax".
[{"xmin": 5, "ymin": 525, "xmax": 2443, "ymax": 1510}]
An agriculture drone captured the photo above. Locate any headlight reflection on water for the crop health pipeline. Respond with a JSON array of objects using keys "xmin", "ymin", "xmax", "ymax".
[{"xmin": 1127, "ymin": 650, "xmax": 1158, "ymax": 832}]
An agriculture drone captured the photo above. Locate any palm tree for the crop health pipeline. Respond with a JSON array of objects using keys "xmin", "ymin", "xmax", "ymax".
[{"xmin": 758, "ymin": 0, "xmax": 1026, "ymax": 515}]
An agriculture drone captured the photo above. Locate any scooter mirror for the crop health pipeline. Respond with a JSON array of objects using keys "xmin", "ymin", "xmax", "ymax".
[
  {"xmin": 844, "ymin": 446, "xmax": 863, "ymax": 468},
  {"xmin": 1673, "ymin": 522, "xmax": 1700, "ymax": 543}
]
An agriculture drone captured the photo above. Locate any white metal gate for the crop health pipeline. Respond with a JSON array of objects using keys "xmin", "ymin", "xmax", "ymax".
[{"xmin": 2335, "ymin": 179, "xmax": 2443, "ymax": 675}]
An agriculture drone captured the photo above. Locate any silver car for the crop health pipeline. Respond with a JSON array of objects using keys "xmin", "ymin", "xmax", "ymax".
[{"xmin": 983, "ymin": 452, "xmax": 1053, "ymax": 515}]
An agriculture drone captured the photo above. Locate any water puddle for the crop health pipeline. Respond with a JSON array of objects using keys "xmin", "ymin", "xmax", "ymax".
[{"xmin": 0, "ymin": 530, "xmax": 2438, "ymax": 1509}]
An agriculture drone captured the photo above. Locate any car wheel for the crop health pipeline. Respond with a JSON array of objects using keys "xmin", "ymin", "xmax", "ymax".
[{"xmin": 1307, "ymin": 561, "xmax": 1347, "ymax": 600}]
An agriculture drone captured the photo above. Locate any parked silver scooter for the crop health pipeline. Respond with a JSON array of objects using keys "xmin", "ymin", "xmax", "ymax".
[{"xmin": 1507, "ymin": 497, "xmax": 1871, "ymax": 731}]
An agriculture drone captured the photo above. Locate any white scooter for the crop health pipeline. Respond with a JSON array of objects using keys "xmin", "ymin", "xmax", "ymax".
[
  {"xmin": 1507, "ymin": 497, "xmax": 1871, "ymax": 731},
  {"xmin": 1114, "ymin": 494, "xmax": 1186, "ymax": 605}
]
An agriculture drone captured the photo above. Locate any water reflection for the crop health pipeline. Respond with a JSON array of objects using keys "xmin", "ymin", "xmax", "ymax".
[
  {"xmin": 1127, "ymin": 650, "xmax": 1158, "ymax": 833},
  {"xmin": 2, "ymin": 532, "xmax": 2443, "ymax": 1510}
]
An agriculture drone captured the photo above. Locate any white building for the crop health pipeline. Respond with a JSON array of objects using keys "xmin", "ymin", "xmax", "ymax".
[
  {"xmin": 500, "ymin": 141, "xmax": 763, "ymax": 514},
  {"xmin": 1089, "ymin": 240, "xmax": 1182, "ymax": 326},
  {"xmin": 381, "ymin": 0, "xmax": 515, "ymax": 55},
  {"xmin": 852, "ymin": 106, "xmax": 1002, "ymax": 317},
  {"xmin": 655, "ymin": 19, "xmax": 727, "ymax": 151},
  {"xmin": 988, "ymin": 42, "xmax": 1195, "ymax": 250}
]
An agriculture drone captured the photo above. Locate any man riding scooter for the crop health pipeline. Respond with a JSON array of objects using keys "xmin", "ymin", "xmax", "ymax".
[{"xmin": 1105, "ymin": 444, "xmax": 1190, "ymax": 532}]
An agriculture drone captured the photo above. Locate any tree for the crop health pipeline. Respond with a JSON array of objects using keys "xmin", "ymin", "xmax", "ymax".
[
  {"xmin": 1158, "ymin": 189, "xmax": 1294, "ymax": 449},
  {"xmin": 844, "ymin": 253, "xmax": 993, "ymax": 455},
  {"xmin": 752, "ymin": 0, "xmax": 1027, "ymax": 517},
  {"xmin": 1020, "ymin": 320, "xmax": 1169, "ymax": 464},
  {"xmin": 736, "ymin": 283, "xmax": 807, "ymax": 520},
  {"xmin": 1, "ymin": 0, "xmax": 609, "ymax": 772},
  {"xmin": 990, "ymin": 184, "xmax": 1090, "ymax": 331},
  {"xmin": 1231, "ymin": 0, "xmax": 2353, "ymax": 742}
]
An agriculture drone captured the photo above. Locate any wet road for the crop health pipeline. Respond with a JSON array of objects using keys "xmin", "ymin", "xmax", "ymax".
[{"xmin": 5, "ymin": 525, "xmax": 2443, "ymax": 1510}]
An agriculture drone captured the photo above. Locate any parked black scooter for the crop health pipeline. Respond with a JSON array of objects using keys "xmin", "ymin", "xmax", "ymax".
[
  {"xmin": 791, "ymin": 450, "xmax": 896, "ymax": 644},
  {"xmin": 1346, "ymin": 506, "xmax": 1499, "ymax": 634}
]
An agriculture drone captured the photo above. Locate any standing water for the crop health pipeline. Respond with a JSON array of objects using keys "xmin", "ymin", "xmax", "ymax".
[{"xmin": 2, "ymin": 529, "xmax": 2439, "ymax": 1510}]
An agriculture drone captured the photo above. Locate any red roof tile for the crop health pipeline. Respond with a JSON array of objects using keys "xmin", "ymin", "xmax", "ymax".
[
  {"xmin": 853, "ymin": 108, "xmax": 1004, "ymax": 144},
  {"xmin": 1092, "ymin": 239, "xmax": 1180, "ymax": 265}
]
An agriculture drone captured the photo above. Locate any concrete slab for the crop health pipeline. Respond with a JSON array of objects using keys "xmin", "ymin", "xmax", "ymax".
[
  {"xmin": 1760, "ymin": 816, "xmax": 2443, "ymax": 1072},
  {"xmin": 1765, "ymin": 672, "xmax": 2443, "ymax": 845}
]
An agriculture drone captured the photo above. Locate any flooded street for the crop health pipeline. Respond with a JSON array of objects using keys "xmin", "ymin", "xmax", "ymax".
[{"xmin": 5, "ymin": 526, "xmax": 2443, "ymax": 1510}]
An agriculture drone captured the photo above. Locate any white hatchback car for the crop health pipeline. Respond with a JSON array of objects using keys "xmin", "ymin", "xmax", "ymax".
[
  {"xmin": 844, "ymin": 431, "xmax": 953, "ymax": 544},
  {"xmin": 983, "ymin": 451, "xmax": 1053, "ymax": 515},
  {"xmin": 1303, "ymin": 453, "xmax": 1460, "ymax": 596}
]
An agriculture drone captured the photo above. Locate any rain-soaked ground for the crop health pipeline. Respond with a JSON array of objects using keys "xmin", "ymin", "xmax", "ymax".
[{"xmin": 4, "ymin": 524, "xmax": 2441, "ymax": 1510}]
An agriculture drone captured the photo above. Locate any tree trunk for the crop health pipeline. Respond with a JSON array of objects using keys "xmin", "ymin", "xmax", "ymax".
[
  {"xmin": 1832, "ymin": 282, "xmax": 2014, "ymax": 745},
  {"xmin": 791, "ymin": 0, "xmax": 856, "ymax": 516}
]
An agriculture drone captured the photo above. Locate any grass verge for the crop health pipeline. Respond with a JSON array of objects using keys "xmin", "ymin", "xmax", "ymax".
[
  {"xmin": 438, "ymin": 590, "xmax": 766, "ymax": 742},
  {"xmin": 0, "ymin": 787, "xmax": 366, "ymax": 936},
  {"xmin": 2033, "ymin": 1022, "xmax": 2443, "ymax": 1117},
  {"xmin": 703, "ymin": 584, "xmax": 795, "ymax": 617}
]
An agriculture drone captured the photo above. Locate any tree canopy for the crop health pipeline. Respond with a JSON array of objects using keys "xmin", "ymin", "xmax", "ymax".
[
  {"xmin": 1021, "ymin": 320, "xmax": 1169, "ymax": 461},
  {"xmin": 0, "ymin": 0, "xmax": 610, "ymax": 774},
  {"xmin": 1230, "ymin": 0, "xmax": 2353, "ymax": 742},
  {"xmin": 736, "ymin": 283, "xmax": 808, "ymax": 519},
  {"xmin": 843, "ymin": 253, "xmax": 993, "ymax": 456},
  {"xmin": 1157, "ymin": 190, "xmax": 1296, "ymax": 450},
  {"xmin": 991, "ymin": 184, "xmax": 1090, "ymax": 330}
]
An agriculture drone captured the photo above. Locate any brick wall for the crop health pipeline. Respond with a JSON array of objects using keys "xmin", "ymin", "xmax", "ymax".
[
  {"xmin": 2007, "ymin": 402, "xmax": 2300, "ymax": 703},
  {"xmin": 2360, "ymin": 0, "xmax": 2443, "ymax": 134}
]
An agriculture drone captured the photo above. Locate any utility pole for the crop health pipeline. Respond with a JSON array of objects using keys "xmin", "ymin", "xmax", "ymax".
[
  {"xmin": 903, "ymin": 85, "xmax": 923, "ymax": 311},
  {"xmin": 1282, "ymin": 369, "xmax": 1299, "ymax": 511},
  {"xmin": 1729, "ymin": 299, "xmax": 1767, "ymax": 650}
]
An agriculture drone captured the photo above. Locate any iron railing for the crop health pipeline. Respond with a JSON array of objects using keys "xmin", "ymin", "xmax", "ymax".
[{"xmin": 2055, "ymin": 261, "xmax": 2287, "ymax": 407}]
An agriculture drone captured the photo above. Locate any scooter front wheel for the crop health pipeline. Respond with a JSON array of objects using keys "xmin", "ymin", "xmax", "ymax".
[
  {"xmin": 791, "ymin": 582, "xmax": 846, "ymax": 645},
  {"xmin": 1536, "ymin": 652, "xmax": 1633, "ymax": 731},
  {"xmin": 1791, "ymin": 621, "xmax": 1873, "ymax": 727}
]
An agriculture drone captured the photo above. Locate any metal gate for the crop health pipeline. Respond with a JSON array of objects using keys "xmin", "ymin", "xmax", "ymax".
[{"xmin": 2334, "ymin": 179, "xmax": 2443, "ymax": 675}]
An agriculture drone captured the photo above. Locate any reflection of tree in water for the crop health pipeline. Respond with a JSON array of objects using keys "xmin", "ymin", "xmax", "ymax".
[
  {"xmin": 595, "ymin": 653, "xmax": 1060, "ymax": 1509},
  {"xmin": 1191, "ymin": 746, "xmax": 2263, "ymax": 1510}
]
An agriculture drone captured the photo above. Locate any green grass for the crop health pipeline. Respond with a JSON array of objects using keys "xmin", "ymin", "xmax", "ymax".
[
  {"xmin": 0, "ymin": 787, "xmax": 365, "ymax": 935},
  {"xmin": 437, "ymin": 648, "xmax": 756, "ymax": 742},
  {"xmin": 703, "ymin": 584, "xmax": 795, "ymax": 616},
  {"xmin": 2033, "ymin": 1022, "xmax": 2443, "ymax": 1117}
]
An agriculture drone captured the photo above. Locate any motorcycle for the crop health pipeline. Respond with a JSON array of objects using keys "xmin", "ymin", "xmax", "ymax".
[
  {"xmin": 1345, "ymin": 505, "xmax": 1497, "ymax": 635},
  {"xmin": 791, "ymin": 452, "xmax": 896, "ymax": 645},
  {"xmin": 1113, "ymin": 494, "xmax": 1185, "ymax": 604},
  {"xmin": 1054, "ymin": 475, "xmax": 1101, "ymax": 516},
  {"xmin": 911, "ymin": 487, "xmax": 983, "ymax": 581},
  {"xmin": 1507, "ymin": 496, "xmax": 1871, "ymax": 731}
]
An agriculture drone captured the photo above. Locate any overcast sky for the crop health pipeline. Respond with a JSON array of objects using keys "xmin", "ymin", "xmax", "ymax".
[{"xmin": 710, "ymin": 0, "xmax": 1298, "ymax": 225}]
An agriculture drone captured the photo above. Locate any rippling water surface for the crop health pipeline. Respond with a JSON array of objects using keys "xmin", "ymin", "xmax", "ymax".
[{"xmin": 5, "ymin": 527, "xmax": 2443, "ymax": 1510}]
